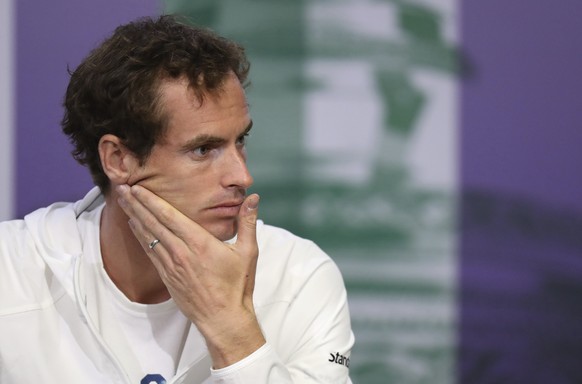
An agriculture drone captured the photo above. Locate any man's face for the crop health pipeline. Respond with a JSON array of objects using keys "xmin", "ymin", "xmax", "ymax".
[{"xmin": 127, "ymin": 74, "xmax": 254, "ymax": 241}]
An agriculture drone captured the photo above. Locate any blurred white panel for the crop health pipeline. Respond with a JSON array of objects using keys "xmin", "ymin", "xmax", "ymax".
[
  {"xmin": 304, "ymin": 59, "xmax": 383, "ymax": 185},
  {"xmin": 0, "ymin": 0, "xmax": 14, "ymax": 220}
]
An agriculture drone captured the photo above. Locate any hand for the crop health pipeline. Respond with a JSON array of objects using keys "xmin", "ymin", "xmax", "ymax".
[{"xmin": 116, "ymin": 184, "xmax": 265, "ymax": 368}]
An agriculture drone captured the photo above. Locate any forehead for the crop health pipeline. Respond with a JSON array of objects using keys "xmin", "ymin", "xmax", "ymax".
[{"xmin": 156, "ymin": 75, "xmax": 250, "ymax": 143}]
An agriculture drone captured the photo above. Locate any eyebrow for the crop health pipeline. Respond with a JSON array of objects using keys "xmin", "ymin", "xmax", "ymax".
[{"xmin": 180, "ymin": 120, "xmax": 253, "ymax": 152}]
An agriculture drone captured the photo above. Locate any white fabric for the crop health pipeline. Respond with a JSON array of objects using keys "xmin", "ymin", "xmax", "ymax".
[
  {"xmin": 0, "ymin": 187, "xmax": 354, "ymax": 383},
  {"xmin": 78, "ymin": 205, "xmax": 191, "ymax": 382}
]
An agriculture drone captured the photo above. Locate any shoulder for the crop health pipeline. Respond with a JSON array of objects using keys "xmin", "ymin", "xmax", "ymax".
[
  {"xmin": 0, "ymin": 219, "xmax": 51, "ymax": 316},
  {"xmin": 252, "ymin": 222, "xmax": 353, "ymax": 367},
  {"xmin": 0, "ymin": 218, "xmax": 38, "ymax": 262},
  {"xmin": 0, "ymin": 192, "xmax": 94, "ymax": 315},
  {"xmin": 254, "ymin": 221, "xmax": 344, "ymax": 303},
  {"xmin": 256, "ymin": 222, "xmax": 331, "ymax": 269}
]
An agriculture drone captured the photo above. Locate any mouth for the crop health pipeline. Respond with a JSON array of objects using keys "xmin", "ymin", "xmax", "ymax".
[{"xmin": 206, "ymin": 199, "xmax": 245, "ymax": 217}]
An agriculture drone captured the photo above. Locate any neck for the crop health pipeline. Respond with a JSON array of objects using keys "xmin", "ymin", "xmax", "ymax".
[{"xmin": 99, "ymin": 191, "xmax": 170, "ymax": 304}]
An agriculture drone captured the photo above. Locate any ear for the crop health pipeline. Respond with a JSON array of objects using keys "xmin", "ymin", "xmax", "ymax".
[{"xmin": 98, "ymin": 134, "xmax": 138, "ymax": 185}]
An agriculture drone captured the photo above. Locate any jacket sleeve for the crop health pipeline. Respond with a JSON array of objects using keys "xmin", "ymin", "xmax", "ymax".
[{"xmin": 209, "ymin": 243, "xmax": 354, "ymax": 383}]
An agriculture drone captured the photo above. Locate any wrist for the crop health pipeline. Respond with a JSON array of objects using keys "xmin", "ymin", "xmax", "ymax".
[{"xmin": 200, "ymin": 309, "xmax": 266, "ymax": 369}]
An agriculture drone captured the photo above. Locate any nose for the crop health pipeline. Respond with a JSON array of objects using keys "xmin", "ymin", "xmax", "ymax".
[{"xmin": 221, "ymin": 146, "xmax": 254, "ymax": 190}]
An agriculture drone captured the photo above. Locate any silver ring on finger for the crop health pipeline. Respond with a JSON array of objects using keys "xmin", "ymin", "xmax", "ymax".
[{"xmin": 148, "ymin": 239, "xmax": 161, "ymax": 250}]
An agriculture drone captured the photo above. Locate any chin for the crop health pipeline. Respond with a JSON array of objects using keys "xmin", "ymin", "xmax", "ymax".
[{"xmin": 206, "ymin": 220, "xmax": 239, "ymax": 242}]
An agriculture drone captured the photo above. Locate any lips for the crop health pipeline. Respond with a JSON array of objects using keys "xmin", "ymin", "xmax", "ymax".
[
  {"xmin": 206, "ymin": 199, "xmax": 245, "ymax": 217},
  {"xmin": 209, "ymin": 199, "xmax": 244, "ymax": 209}
]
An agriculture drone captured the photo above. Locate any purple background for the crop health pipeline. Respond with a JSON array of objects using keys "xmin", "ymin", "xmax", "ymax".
[
  {"xmin": 461, "ymin": 1, "xmax": 582, "ymax": 212},
  {"xmin": 16, "ymin": 0, "xmax": 159, "ymax": 218},
  {"xmin": 460, "ymin": 0, "xmax": 582, "ymax": 382}
]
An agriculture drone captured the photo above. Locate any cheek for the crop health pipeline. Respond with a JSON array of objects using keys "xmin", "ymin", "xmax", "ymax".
[
  {"xmin": 137, "ymin": 160, "xmax": 216, "ymax": 201},
  {"xmin": 140, "ymin": 162, "xmax": 195, "ymax": 189},
  {"xmin": 155, "ymin": 173, "xmax": 209, "ymax": 204}
]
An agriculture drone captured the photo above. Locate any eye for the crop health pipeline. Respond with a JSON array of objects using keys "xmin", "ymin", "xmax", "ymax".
[
  {"xmin": 236, "ymin": 132, "xmax": 250, "ymax": 146},
  {"xmin": 192, "ymin": 145, "xmax": 211, "ymax": 157}
]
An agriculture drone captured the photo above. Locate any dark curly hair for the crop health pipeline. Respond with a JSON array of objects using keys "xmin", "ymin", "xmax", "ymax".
[{"xmin": 61, "ymin": 15, "xmax": 250, "ymax": 193}]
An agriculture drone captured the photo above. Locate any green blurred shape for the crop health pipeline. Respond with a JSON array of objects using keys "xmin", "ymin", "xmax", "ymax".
[
  {"xmin": 399, "ymin": 3, "xmax": 442, "ymax": 43},
  {"xmin": 376, "ymin": 70, "xmax": 425, "ymax": 135}
]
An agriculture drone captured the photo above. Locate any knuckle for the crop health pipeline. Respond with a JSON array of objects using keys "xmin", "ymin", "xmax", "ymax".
[
  {"xmin": 143, "ymin": 215, "xmax": 158, "ymax": 230},
  {"xmin": 171, "ymin": 248, "xmax": 191, "ymax": 268},
  {"xmin": 158, "ymin": 205, "xmax": 174, "ymax": 224}
]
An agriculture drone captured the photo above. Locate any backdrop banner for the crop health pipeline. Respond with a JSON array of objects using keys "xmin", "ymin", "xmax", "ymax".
[{"xmin": 5, "ymin": 1, "xmax": 582, "ymax": 383}]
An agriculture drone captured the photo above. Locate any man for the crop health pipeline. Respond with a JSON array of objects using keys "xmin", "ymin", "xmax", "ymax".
[{"xmin": 0, "ymin": 15, "xmax": 353, "ymax": 383}]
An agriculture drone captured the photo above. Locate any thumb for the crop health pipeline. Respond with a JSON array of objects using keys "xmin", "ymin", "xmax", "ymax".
[{"xmin": 235, "ymin": 193, "xmax": 260, "ymax": 255}]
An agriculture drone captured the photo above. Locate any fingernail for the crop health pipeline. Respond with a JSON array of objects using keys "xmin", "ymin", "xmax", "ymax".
[
  {"xmin": 116, "ymin": 184, "xmax": 129, "ymax": 194},
  {"xmin": 247, "ymin": 194, "xmax": 260, "ymax": 211}
]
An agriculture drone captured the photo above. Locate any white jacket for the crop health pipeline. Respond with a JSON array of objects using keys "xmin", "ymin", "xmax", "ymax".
[{"xmin": 0, "ymin": 188, "xmax": 354, "ymax": 383}]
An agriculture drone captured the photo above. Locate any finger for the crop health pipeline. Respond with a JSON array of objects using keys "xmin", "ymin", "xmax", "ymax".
[
  {"xmin": 234, "ymin": 194, "xmax": 260, "ymax": 299},
  {"xmin": 117, "ymin": 184, "xmax": 166, "ymax": 240},
  {"xmin": 129, "ymin": 184, "xmax": 211, "ymax": 246},
  {"xmin": 126, "ymin": 216, "xmax": 172, "ymax": 270},
  {"xmin": 234, "ymin": 194, "xmax": 260, "ymax": 256},
  {"xmin": 117, "ymin": 184, "xmax": 183, "ymax": 265}
]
